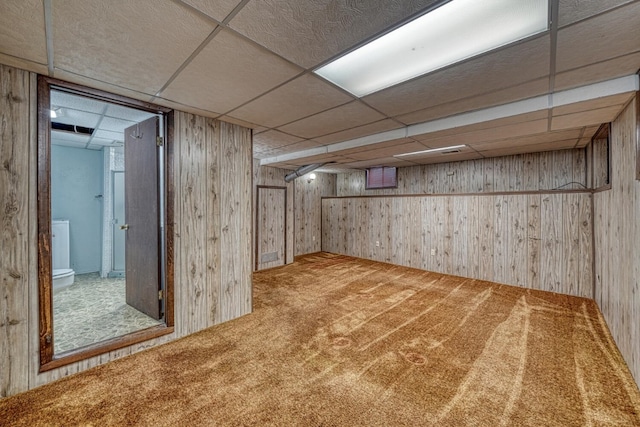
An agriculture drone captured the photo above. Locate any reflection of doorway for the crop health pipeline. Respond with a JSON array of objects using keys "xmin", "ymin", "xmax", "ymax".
[
  {"xmin": 256, "ymin": 186, "xmax": 287, "ymax": 270},
  {"xmin": 112, "ymin": 171, "xmax": 125, "ymax": 275}
]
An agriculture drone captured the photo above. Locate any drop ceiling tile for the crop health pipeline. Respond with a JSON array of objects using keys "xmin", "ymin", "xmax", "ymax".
[
  {"xmin": 53, "ymin": 70, "xmax": 163, "ymax": 104},
  {"xmin": 52, "ymin": 110, "xmax": 102, "ymax": 129},
  {"xmin": 409, "ymin": 151, "xmax": 482, "ymax": 165},
  {"xmin": 347, "ymin": 157, "xmax": 423, "ymax": 169},
  {"xmin": 181, "ymin": 0, "xmax": 244, "ymax": 22},
  {"xmin": 0, "ymin": 0, "xmax": 47, "ymax": 64},
  {"xmin": 152, "ymin": 97, "xmax": 221, "ymax": 119},
  {"xmin": 365, "ymin": 35, "xmax": 550, "ymax": 117},
  {"xmin": 552, "ymin": 92, "xmax": 635, "ymax": 116},
  {"xmin": 558, "ymin": 0, "xmax": 633, "ymax": 27},
  {"xmin": 161, "ymin": 29, "xmax": 302, "ymax": 115},
  {"xmin": 395, "ymin": 79, "xmax": 550, "ymax": 125},
  {"xmin": 576, "ymin": 138, "xmax": 592, "ymax": 148},
  {"xmin": 551, "ymin": 105, "xmax": 624, "ymax": 130},
  {"xmin": 94, "ymin": 129, "xmax": 124, "ymax": 140},
  {"xmin": 254, "ymin": 130, "xmax": 304, "ymax": 150},
  {"xmin": 313, "ymin": 119, "xmax": 404, "ymax": 145},
  {"xmin": 404, "ymin": 111, "xmax": 549, "ymax": 141},
  {"xmin": 91, "ymin": 137, "xmax": 123, "ymax": 146},
  {"xmin": 278, "ymin": 101, "xmax": 386, "ymax": 139},
  {"xmin": 468, "ymin": 129, "xmax": 582, "ymax": 151},
  {"xmin": 52, "ymin": 91, "xmax": 110, "ymax": 115},
  {"xmin": 0, "ymin": 53, "xmax": 48, "ymax": 75},
  {"xmin": 99, "ymin": 117, "xmax": 138, "ymax": 133},
  {"xmin": 478, "ymin": 140, "xmax": 578, "ymax": 158},
  {"xmin": 553, "ymin": 52, "xmax": 640, "ymax": 91},
  {"xmin": 414, "ymin": 119, "xmax": 550, "ymax": 148},
  {"xmin": 330, "ymin": 137, "xmax": 415, "ymax": 156},
  {"xmin": 556, "ymin": 2, "xmax": 640, "ymax": 72},
  {"xmin": 582, "ymin": 125, "xmax": 603, "ymax": 139},
  {"xmin": 105, "ymin": 104, "xmax": 157, "ymax": 122},
  {"xmin": 229, "ymin": 0, "xmax": 437, "ymax": 68},
  {"xmin": 256, "ymin": 140, "xmax": 323, "ymax": 157},
  {"xmin": 229, "ymin": 74, "xmax": 353, "ymax": 128},
  {"xmin": 217, "ymin": 115, "xmax": 261, "ymax": 129},
  {"xmin": 349, "ymin": 141, "xmax": 427, "ymax": 161},
  {"xmin": 285, "ymin": 154, "xmax": 345, "ymax": 167},
  {"xmin": 52, "ymin": 0, "xmax": 215, "ymax": 95}
]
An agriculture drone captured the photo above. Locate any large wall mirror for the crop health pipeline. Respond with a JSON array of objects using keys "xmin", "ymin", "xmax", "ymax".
[{"xmin": 37, "ymin": 76, "xmax": 175, "ymax": 370}]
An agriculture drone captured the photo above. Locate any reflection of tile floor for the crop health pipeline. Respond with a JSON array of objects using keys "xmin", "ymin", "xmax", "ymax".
[{"xmin": 53, "ymin": 273, "xmax": 161, "ymax": 354}]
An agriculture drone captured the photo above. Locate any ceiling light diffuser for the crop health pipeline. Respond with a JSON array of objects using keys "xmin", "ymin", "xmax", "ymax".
[
  {"xmin": 314, "ymin": 0, "xmax": 549, "ymax": 97},
  {"xmin": 394, "ymin": 145, "xmax": 466, "ymax": 157}
]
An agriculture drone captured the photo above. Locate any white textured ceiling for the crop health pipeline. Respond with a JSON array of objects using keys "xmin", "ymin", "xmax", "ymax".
[{"xmin": 1, "ymin": 0, "xmax": 639, "ymax": 170}]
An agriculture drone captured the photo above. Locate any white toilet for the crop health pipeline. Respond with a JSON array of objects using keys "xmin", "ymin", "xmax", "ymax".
[{"xmin": 52, "ymin": 220, "xmax": 75, "ymax": 292}]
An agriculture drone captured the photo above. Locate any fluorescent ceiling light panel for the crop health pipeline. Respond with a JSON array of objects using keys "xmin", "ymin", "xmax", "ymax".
[
  {"xmin": 394, "ymin": 145, "xmax": 466, "ymax": 157},
  {"xmin": 315, "ymin": 0, "xmax": 549, "ymax": 97}
]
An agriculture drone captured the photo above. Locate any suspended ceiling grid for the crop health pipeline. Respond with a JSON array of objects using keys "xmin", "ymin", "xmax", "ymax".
[{"xmin": 0, "ymin": 0, "xmax": 639, "ymax": 169}]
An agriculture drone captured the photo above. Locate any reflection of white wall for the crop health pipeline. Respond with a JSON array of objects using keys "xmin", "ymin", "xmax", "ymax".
[
  {"xmin": 101, "ymin": 147, "xmax": 124, "ymax": 277},
  {"xmin": 51, "ymin": 145, "xmax": 103, "ymax": 274}
]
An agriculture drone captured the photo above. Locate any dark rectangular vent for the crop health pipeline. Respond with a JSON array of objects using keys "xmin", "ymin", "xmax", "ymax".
[
  {"xmin": 52, "ymin": 122, "xmax": 95, "ymax": 136},
  {"xmin": 441, "ymin": 149, "xmax": 461, "ymax": 154}
]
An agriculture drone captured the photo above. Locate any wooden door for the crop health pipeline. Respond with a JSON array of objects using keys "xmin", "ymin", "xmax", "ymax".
[
  {"xmin": 124, "ymin": 116, "xmax": 161, "ymax": 319},
  {"xmin": 256, "ymin": 186, "xmax": 286, "ymax": 270}
]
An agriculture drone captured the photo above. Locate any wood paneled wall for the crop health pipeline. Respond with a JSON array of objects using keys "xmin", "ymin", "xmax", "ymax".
[
  {"xmin": 0, "ymin": 64, "xmax": 253, "ymax": 397},
  {"xmin": 294, "ymin": 173, "xmax": 336, "ymax": 256},
  {"xmin": 337, "ymin": 149, "xmax": 587, "ymax": 196},
  {"xmin": 591, "ymin": 136, "xmax": 610, "ymax": 189},
  {"xmin": 322, "ymin": 192, "xmax": 593, "ymax": 298},
  {"xmin": 593, "ymin": 96, "xmax": 639, "ymax": 384},
  {"xmin": 253, "ymin": 164, "xmax": 294, "ymax": 268},
  {"xmin": 256, "ymin": 187, "xmax": 287, "ymax": 270},
  {"xmin": 0, "ymin": 64, "xmax": 33, "ymax": 397}
]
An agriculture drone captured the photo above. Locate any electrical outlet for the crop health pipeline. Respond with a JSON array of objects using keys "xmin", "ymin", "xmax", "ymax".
[
  {"xmin": 376, "ymin": 241, "xmax": 380, "ymax": 247},
  {"xmin": 431, "ymin": 248, "xmax": 436, "ymax": 256}
]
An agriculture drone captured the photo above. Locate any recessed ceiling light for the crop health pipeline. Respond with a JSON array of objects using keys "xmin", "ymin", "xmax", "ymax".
[
  {"xmin": 394, "ymin": 145, "xmax": 467, "ymax": 157},
  {"xmin": 314, "ymin": 0, "xmax": 549, "ymax": 97}
]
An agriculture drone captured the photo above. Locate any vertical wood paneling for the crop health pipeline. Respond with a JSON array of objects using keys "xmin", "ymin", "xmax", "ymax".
[
  {"xmin": 0, "ymin": 64, "xmax": 30, "ymax": 397},
  {"xmin": 1, "ymin": 62, "xmax": 253, "ymax": 397},
  {"xmin": 0, "ymin": 66, "xmax": 251, "ymax": 396},
  {"xmin": 218, "ymin": 122, "xmax": 252, "ymax": 322},
  {"xmin": 594, "ymin": 97, "xmax": 639, "ymax": 384},
  {"xmin": 205, "ymin": 118, "xmax": 220, "ymax": 326},
  {"xmin": 337, "ymin": 149, "xmax": 587, "ymax": 197},
  {"xmin": 540, "ymin": 195, "xmax": 562, "ymax": 293},
  {"xmin": 478, "ymin": 196, "xmax": 495, "ymax": 281},
  {"xmin": 527, "ymin": 195, "xmax": 541, "ymax": 289},
  {"xmin": 257, "ymin": 187, "xmax": 286, "ymax": 270},
  {"xmin": 294, "ymin": 172, "xmax": 336, "ymax": 256},
  {"xmin": 322, "ymin": 192, "xmax": 593, "ymax": 298},
  {"xmin": 592, "ymin": 137, "xmax": 609, "ymax": 188},
  {"xmin": 507, "ymin": 195, "xmax": 527, "ymax": 286},
  {"xmin": 254, "ymin": 165, "xmax": 294, "ymax": 265},
  {"xmin": 178, "ymin": 112, "xmax": 208, "ymax": 334}
]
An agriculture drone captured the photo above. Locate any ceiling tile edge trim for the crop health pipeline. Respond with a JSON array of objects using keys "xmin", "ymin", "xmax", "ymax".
[{"xmin": 259, "ymin": 74, "xmax": 639, "ymax": 166}]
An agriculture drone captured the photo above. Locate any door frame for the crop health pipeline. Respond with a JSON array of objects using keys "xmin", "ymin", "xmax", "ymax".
[
  {"xmin": 255, "ymin": 185, "xmax": 287, "ymax": 271},
  {"xmin": 36, "ymin": 75, "xmax": 175, "ymax": 371}
]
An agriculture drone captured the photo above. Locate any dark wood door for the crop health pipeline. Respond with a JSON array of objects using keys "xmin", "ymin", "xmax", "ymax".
[
  {"xmin": 256, "ymin": 186, "xmax": 286, "ymax": 270},
  {"xmin": 124, "ymin": 116, "xmax": 161, "ymax": 319}
]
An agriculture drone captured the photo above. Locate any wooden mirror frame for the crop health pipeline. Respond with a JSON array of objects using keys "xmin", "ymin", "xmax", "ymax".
[{"xmin": 37, "ymin": 75, "xmax": 175, "ymax": 371}]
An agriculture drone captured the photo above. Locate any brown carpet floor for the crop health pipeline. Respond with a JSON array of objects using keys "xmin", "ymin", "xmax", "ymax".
[{"xmin": 2, "ymin": 252, "xmax": 639, "ymax": 426}]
